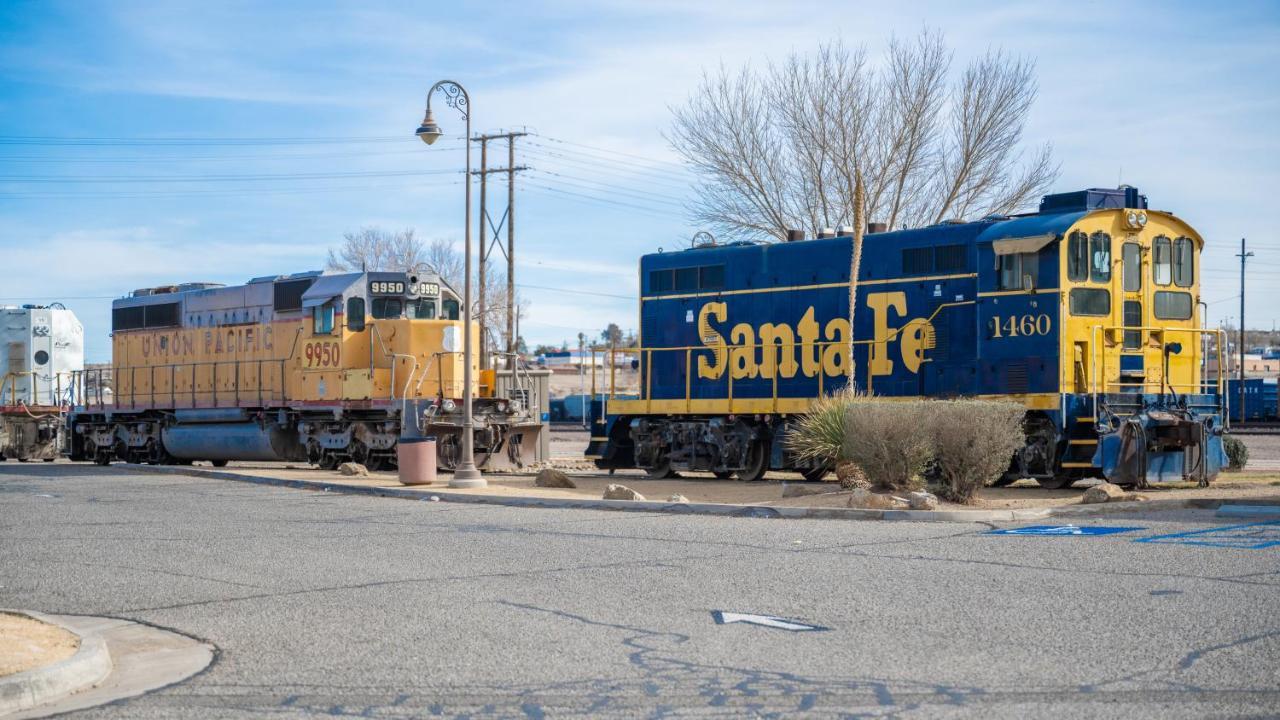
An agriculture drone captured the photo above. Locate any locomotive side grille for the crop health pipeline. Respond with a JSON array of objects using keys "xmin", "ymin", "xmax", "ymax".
[{"xmin": 1003, "ymin": 362, "xmax": 1029, "ymax": 394}]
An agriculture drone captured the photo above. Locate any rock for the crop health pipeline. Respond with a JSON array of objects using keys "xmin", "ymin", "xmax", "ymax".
[
  {"xmin": 337, "ymin": 462, "xmax": 369, "ymax": 477},
  {"xmin": 666, "ymin": 494, "xmax": 689, "ymax": 503},
  {"xmin": 835, "ymin": 461, "xmax": 871, "ymax": 490},
  {"xmin": 847, "ymin": 488, "xmax": 904, "ymax": 510},
  {"xmin": 535, "ymin": 468, "xmax": 577, "ymax": 488},
  {"xmin": 1082, "ymin": 482, "xmax": 1127, "ymax": 504},
  {"xmin": 782, "ymin": 483, "xmax": 843, "ymax": 498},
  {"xmin": 908, "ymin": 491, "xmax": 939, "ymax": 510},
  {"xmin": 603, "ymin": 484, "xmax": 646, "ymax": 501}
]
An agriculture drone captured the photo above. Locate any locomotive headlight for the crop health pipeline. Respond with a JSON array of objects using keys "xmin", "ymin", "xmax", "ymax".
[
  {"xmin": 441, "ymin": 399, "xmax": 457, "ymax": 413},
  {"xmin": 1137, "ymin": 212, "xmax": 1148, "ymax": 228},
  {"xmin": 1126, "ymin": 210, "xmax": 1139, "ymax": 227}
]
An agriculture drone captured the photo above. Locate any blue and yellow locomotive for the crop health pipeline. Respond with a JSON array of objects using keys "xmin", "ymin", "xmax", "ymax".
[{"xmin": 592, "ymin": 187, "xmax": 1227, "ymax": 488}]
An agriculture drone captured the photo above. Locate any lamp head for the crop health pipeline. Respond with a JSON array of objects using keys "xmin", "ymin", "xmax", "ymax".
[{"xmin": 415, "ymin": 109, "xmax": 443, "ymax": 145}]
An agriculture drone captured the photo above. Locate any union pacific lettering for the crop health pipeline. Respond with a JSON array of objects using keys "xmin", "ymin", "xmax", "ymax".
[
  {"xmin": 138, "ymin": 325, "xmax": 277, "ymax": 359},
  {"xmin": 694, "ymin": 291, "xmax": 935, "ymax": 380}
]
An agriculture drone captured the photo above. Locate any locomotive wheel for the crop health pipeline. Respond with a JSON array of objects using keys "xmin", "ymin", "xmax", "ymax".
[
  {"xmin": 437, "ymin": 434, "xmax": 459, "ymax": 472},
  {"xmin": 801, "ymin": 465, "xmax": 831, "ymax": 482},
  {"xmin": 43, "ymin": 458, "xmax": 55, "ymax": 463},
  {"xmin": 1035, "ymin": 475, "xmax": 1077, "ymax": 490},
  {"xmin": 317, "ymin": 454, "xmax": 339, "ymax": 471},
  {"xmin": 211, "ymin": 460, "xmax": 229, "ymax": 468},
  {"xmin": 736, "ymin": 440, "xmax": 769, "ymax": 483},
  {"xmin": 645, "ymin": 458, "xmax": 675, "ymax": 479},
  {"xmin": 713, "ymin": 471, "xmax": 734, "ymax": 480}
]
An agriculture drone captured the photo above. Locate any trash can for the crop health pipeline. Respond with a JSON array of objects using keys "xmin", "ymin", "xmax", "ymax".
[{"xmin": 398, "ymin": 436, "xmax": 437, "ymax": 486}]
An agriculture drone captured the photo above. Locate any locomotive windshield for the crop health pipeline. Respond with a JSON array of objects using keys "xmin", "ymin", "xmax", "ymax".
[{"xmin": 369, "ymin": 295, "xmax": 455, "ymax": 320}]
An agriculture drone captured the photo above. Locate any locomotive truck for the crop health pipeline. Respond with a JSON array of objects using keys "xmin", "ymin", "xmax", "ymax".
[
  {"xmin": 69, "ymin": 270, "xmax": 541, "ymax": 469},
  {"xmin": 589, "ymin": 187, "xmax": 1228, "ymax": 488}
]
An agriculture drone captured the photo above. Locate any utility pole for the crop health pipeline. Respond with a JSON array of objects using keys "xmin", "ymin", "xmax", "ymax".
[
  {"xmin": 1238, "ymin": 238, "xmax": 1253, "ymax": 421},
  {"xmin": 477, "ymin": 137, "xmax": 489, "ymax": 369},
  {"xmin": 470, "ymin": 130, "xmax": 527, "ymax": 370},
  {"xmin": 507, "ymin": 135, "xmax": 517, "ymax": 360}
]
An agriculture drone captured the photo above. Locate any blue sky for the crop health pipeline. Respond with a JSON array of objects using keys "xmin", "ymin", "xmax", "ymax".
[{"xmin": 1, "ymin": 0, "xmax": 1277, "ymax": 361}]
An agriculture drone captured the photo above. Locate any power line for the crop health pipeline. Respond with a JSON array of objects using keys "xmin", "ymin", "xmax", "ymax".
[
  {"xmin": 0, "ymin": 147, "xmax": 461, "ymax": 164},
  {"xmin": 0, "ymin": 169, "xmax": 461, "ymax": 184},
  {"xmin": 517, "ymin": 283, "xmax": 634, "ymax": 300},
  {"xmin": 0, "ymin": 179, "xmax": 463, "ymax": 200},
  {"xmin": 527, "ymin": 169, "xmax": 687, "ymax": 207},
  {"xmin": 0, "ymin": 134, "xmax": 417, "ymax": 146},
  {"xmin": 521, "ymin": 144, "xmax": 692, "ymax": 185},
  {"xmin": 521, "ymin": 182, "xmax": 677, "ymax": 219},
  {"xmin": 529, "ymin": 133, "xmax": 684, "ymax": 168}
]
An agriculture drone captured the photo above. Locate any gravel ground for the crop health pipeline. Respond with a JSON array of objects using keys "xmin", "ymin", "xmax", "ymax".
[
  {"xmin": 2, "ymin": 462, "xmax": 1278, "ymax": 718},
  {"xmin": 1238, "ymin": 432, "xmax": 1280, "ymax": 471}
]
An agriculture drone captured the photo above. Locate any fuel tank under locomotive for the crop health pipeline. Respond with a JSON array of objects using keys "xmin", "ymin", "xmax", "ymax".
[{"xmin": 162, "ymin": 421, "xmax": 305, "ymax": 462}]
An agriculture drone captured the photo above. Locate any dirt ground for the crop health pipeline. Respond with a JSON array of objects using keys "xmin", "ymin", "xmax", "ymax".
[{"xmin": 0, "ymin": 612, "xmax": 79, "ymax": 677}]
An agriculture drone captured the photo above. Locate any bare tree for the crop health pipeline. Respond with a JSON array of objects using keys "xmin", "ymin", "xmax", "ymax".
[
  {"xmin": 669, "ymin": 30, "xmax": 1058, "ymax": 240},
  {"xmin": 326, "ymin": 227, "xmax": 425, "ymax": 272},
  {"xmin": 420, "ymin": 238, "xmax": 464, "ymax": 291},
  {"xmin": 415, "ymin": 238, "xmax": 527, "ymax": 359}
]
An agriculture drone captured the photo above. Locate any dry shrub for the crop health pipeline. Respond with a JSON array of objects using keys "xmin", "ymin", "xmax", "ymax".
[
  {"xmin": 928, "ymin": 400, "xmax": 1025, "ymax": 504},
  {"xmin": 835, "ymin": 460, "xmax": 870, "ymax": 490},
  {"xmin": 1223, "ymin": 434, "xmax": 1249, "ymax": 470},
  {"xmin": 841, "ymin": 400, "xmax": 933, "ymax": 492},
  {"xmin": 786, "ymin": 389, "xmax": 868, "ymax": 465}
]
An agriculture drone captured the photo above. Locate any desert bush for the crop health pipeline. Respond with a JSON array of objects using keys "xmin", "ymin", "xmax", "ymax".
[
  {"xmin": 840, "ymin": 400, "xmax": 934, "ymax": 492},
  {"xmin": 927, "ymin": 400, "xmax": 1025, "ymax": 504},
  {"xmin": 1224, "ymin": 434, "xmax": 1249, "ymax": 470},
  {"xmin": 786, "ymin": 389, "xmax": 867, "ymax": 465},
  {"xmin": 834, "ymin": 460, "xmax": 870, "ymax": 490}
]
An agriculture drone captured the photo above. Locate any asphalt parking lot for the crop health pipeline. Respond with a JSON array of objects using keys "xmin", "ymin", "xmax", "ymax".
[{"xmin": 2, "ymin": 463, "xmax": 1278, "ymax": 718}]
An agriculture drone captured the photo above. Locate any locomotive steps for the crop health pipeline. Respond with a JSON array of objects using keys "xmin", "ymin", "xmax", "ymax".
[{"xmin": 104, "ymin": 462, "xmax": 1280, "ymax": 524}]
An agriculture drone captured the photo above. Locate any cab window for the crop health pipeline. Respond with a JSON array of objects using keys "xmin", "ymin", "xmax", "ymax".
[
  {"xmin": 406, "ymin": 298, "xmax": 437, "ymax": 319},
  {"xmin": 1066, "ymin": 231, "xmax": 1087, "ymax": 282},
  {"xmin": 313, "ymin": 305, "xmax": 335, "ymax": 335},
  {"xmin": 442, "ymin": 299, "xmax": 460, "ymax": 320},
  {"xmin": 1089, "ymin": 232, "xmax": 1111, "ymax": 282},
  {"xmin": 1153, "ymin": 236, "xmax": 1172, "ymax": 286},
  {"xmin": 1123, "ymin": 300, "xmax": 1142, "ymax": 350},
  {"xmin": 371, "ymin": 297, "xmax": 403, "ymax": 319},
  {"xmin": 1122, "ymin": 242, "xmax": 1142, "ymax": 292},
  {"xmin": 1154, "ymin": 291, "xmax": 1192, "ymax": 320},
  {"xmin": 997, "ymin": 252, "xmax": 1038, "ymax": 290},
  {"xmin": 346, "ymin": 296, "xmax": 366, "ymax": 332},
  {"xmin": 1174, "ymin": 237, "xmax": 1194, "ymax": 287},
  {"xmin": 1069, "ymin": 288, "xmax": 1110, "ymax": 316}
]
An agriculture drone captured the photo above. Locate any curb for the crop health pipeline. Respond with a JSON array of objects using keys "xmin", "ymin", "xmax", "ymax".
[
  {"xmin": 108, "ymin": 464, "xmax": 1276, "ymax": 524},
  {"xmin": 1044, "ymin": 496, "xmax": 1280, "ymax": 518},
  {"xmin": 0, "ymin": 610, "xmax": 112, "ymax": 716},
  {"xmin": 113, "ymin": 464, "xmax": 1055, "ymax": 523}
]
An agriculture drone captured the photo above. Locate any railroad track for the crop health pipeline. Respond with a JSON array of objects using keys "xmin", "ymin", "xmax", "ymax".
[{"xmin": 1229, "ymin": 422, "xmax": 1280, "ymax": 435}]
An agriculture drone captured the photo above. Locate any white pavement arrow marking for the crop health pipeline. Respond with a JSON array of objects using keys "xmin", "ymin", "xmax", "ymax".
[
  {"xmin": 1010, "ymin": 525, "xmax": 1083, "ymax": 535},
  {"xmin": 712, "ymin": 611, "xmax": 828, "ymax": 632}
]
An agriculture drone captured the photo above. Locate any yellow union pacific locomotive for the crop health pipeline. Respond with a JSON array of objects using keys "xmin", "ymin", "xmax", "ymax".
[{"xmin": 69, "ymin": 270, "xmax": 540, "ymax": 469}]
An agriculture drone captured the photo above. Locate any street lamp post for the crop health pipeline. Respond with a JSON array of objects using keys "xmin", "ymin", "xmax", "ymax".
[{"xmin": 416, "ymin": 79, "xmax": 485, "ymax": 488}]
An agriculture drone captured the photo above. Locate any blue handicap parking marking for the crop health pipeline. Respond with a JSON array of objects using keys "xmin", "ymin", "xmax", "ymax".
[
  {"xmin": 1134, "ymin": 521, "xmax": 1280, "ymax": 550},
  {"xmin": 988, "ymin": 524, "xmax": 1143, "ymax": 536}
]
